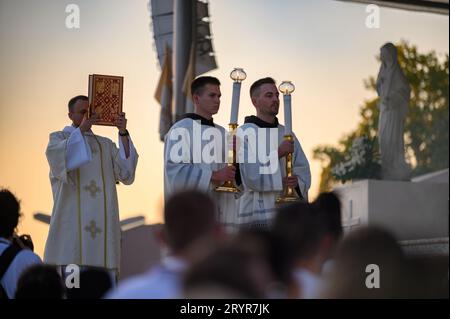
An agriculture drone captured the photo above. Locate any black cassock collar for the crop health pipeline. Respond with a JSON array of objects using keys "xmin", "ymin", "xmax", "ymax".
[
  {"xmin": 244, "ymin": 115, "xmax": 279, "ymax": 128},
  {"xmin": 180, "ymin": 113, "xmax": 215, "ymax": 127}
]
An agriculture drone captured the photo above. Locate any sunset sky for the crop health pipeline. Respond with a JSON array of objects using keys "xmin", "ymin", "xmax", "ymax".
[{"xmin": 0, "ymin": 0, "xmax": 448, "ymax": 258}]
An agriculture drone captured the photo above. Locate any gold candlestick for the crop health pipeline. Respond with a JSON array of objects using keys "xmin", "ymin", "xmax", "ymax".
[
  {"xmin": 276, "ymin": 81, "xmax": 300, "ymax": 204},
  {"xmin": 276, "ymin": 134, "xmax": 299, "ymax": 203},
  {"xmin": 215, "ymin": 123, "xmax": 240, "ymax": 193},
  {"xmin": 216, "ymin": 68, "xmax": 246, "ymax": 194}
]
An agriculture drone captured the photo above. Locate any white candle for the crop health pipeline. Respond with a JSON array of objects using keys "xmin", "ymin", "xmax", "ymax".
[
  {"xmin": 230, "ymin": 81, "xmax": 241, "ymax": 124},
  {"xmin": 284, "ymin": 94, "xmax": 292, "ymax": 135}
]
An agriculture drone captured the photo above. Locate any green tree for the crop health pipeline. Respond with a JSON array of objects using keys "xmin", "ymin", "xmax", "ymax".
[{"xmin": 313, "ymin": 41, "xmax": 449, "ymax": 192}]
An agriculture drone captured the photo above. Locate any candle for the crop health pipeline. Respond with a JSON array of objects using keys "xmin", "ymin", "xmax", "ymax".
[
  {"xmin": 230, "ymin": 82, "xmax": 241, "ymax": 124},
  {"xmin": 284, "ymin": 94, "xmax": 292, "ymax": 135},
  {"xmin": 279, "ymin": 81, "xmax": 295, "ymax": 135},
  {"xmin": 229, "ymin": 68, "xmax": 247, "ymax": 124}
]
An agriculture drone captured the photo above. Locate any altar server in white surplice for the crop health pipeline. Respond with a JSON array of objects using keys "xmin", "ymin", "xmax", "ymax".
[
  {"xmin": 164, "ymin": 76, "xmax": 239, "ymax": 233},
  {"xmin": 44, "ymin": 95, "xmax": 138, "ymax": 278},
  {"xmin": 236, "ymin": 77, "xmax": 311, "ymax": 229}
]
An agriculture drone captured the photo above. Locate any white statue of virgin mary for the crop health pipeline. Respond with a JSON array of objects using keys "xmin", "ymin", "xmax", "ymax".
[{"xmin": 376, "ymin": 43, "xmax": 411, "ymax": 180}]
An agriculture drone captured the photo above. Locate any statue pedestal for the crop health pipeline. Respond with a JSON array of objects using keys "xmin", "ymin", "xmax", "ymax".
[{"xmin": 334, "ymin": 179, "xmax": 448, "ymax": 241}]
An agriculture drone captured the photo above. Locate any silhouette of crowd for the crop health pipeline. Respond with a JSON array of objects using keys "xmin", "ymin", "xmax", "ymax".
[{"xmin": 1, "ymin": 187, "xmax": 447, "ymax": 299}]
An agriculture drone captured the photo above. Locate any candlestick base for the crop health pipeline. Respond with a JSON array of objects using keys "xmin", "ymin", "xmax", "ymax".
[
  {"xmin": 215, "ymin": 180, "xmax": 241, "ymax": 193},
  {"xmin": 275, "ymin": 192, "xmax": 300, "ymax": 204}
]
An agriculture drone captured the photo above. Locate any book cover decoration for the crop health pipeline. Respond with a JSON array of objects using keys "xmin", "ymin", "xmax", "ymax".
[{"xmin": 88, "ymin": 74, "xmax": 124, "ymax": 126}]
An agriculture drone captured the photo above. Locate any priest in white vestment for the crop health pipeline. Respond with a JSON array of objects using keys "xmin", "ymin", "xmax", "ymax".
[
  {"xmin": 44, "ymin": 95, "xmax": 138, "ymax": 277},
  {"xmin": 236, "ymin": 78, "xmax": 311, "ymax": 229},
  {"xmin": 164, "ymin": 77, "xmax": 239, "ymax": 233}
]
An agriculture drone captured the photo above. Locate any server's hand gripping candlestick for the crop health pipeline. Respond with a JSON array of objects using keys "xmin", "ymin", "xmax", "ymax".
[
  {"xmin": 276, "ymin": 81, "xmax": 300, "ymax": 204},
  {"xmin": 215, "ymin": 68, "xmax": 247, "ymax": 193}
]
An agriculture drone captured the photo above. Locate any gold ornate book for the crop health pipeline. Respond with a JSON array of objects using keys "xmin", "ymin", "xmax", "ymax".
[{"xmin": 88, "ymin": 74, "xmax": 124, "ymax": 126}]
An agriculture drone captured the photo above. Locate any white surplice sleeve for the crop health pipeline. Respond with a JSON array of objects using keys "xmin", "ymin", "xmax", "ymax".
[
  {"xmin": 118, "ymin": 134, "xmax": 138, "ymax": 172},
  {"xmin": 292, "ymin": 134, "xmax": 311, "ymax": 201},
  {"xmin": 163, "ymin": 127, "xmax": 213, "ymax": 197},
  {"xmin": 66, "ymin": 128, "xmax": 92, "ymax": 171},
  {"xmin": 112, "ymin": 135, "xmax": 138, "ymax": 185},
  {"xmin": 45, "ymin": 128, "xmax": 92, "ymax": 184}
]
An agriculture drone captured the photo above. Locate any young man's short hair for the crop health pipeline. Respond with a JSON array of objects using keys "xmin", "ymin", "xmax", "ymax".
[
  {"xmin": 272, "ymin": 202, "xmax": 325, "ymax": 266},
  {"xmin": 164, "ymin": 190, "xmax": 217, "ymax": 253},
  {"xmin": 249, "ymin": 77, "xmax": 276, "ymax": 98},
  {"xmin": 68, "ymin": 95, "xmax": 88, "ymax": 112},
  {"xmin": 0, "ymin": 189, "xmax": 21, "ymax": 238},
  {"xmin": 313, "ymin": 191, "xmax": 343, "ymax": 241},
  {"xmin": 190, "ymin": 76, "xmax": 221, "ymax": 97}
]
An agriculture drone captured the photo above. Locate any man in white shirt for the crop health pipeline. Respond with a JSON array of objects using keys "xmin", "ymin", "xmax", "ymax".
[
  {"xmin": 237, "ymin": 77, "xmax": 311, "ymax": 229},
  {"xmin": 164, "ymin": 77, "xmax": 239, "ymax": 233},
  {"xmin": 106, "ymin": 190, "xmax": 222, "ymax": 299},
  {"xmin": 0, "ymin": 189, "xmax": 42, "ymax": 299},
  {"xmin": 44, "ymin": 95, "xmax": 138, "ymax": 280}
]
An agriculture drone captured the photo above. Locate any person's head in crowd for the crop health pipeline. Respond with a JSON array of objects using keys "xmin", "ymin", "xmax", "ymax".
[
  {"xmin": 0, "ymin": 189, "xmax": 21, "ymax": 240},
  {"xmin": 66, "ymin": 266, "xmax": 113, "ymax": 299},
  {"xmin": 161, "ymin": 190, "xmax": 222, "ymax": 262},
  {"xmin": 0, "ymin": 189, "xmax": 35, "ymax": 251},
  {"xmin": 312, "ymin": 191, "xmax": 343, "ymax": 260},
  {"xmin": 321, "ymin": 226, "xmax": 408, "ymax": 298},
  {"xmin": 182, "ymin": 244, "xmax": 270, "ymax": 299},
  {"xmin": 272, "ymin": 202, "xmax": 327, "ymax": 275},
  {"xmin": 15, "ymin": 264, "xmax": 65, "ymax": 299},
  {"xmin": 231, "ymin": 228, "xmax": 297, "ymax": 298}
]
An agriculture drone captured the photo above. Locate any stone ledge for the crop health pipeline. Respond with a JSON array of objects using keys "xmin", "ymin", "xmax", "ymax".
[{"xmin": 400, "ymin": 237, "xmax": 449, "ymax": 257}]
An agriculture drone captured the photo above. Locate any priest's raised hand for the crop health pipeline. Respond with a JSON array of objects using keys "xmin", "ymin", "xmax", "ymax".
[{"xmin": 79, "ymin": 113, "xmax": 100, "ymax": 133}]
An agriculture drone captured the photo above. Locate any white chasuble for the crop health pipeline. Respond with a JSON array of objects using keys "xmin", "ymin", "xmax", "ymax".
[{"xmin": 44, "ymin": 126, "xmax": 138, "ymax": 272}]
